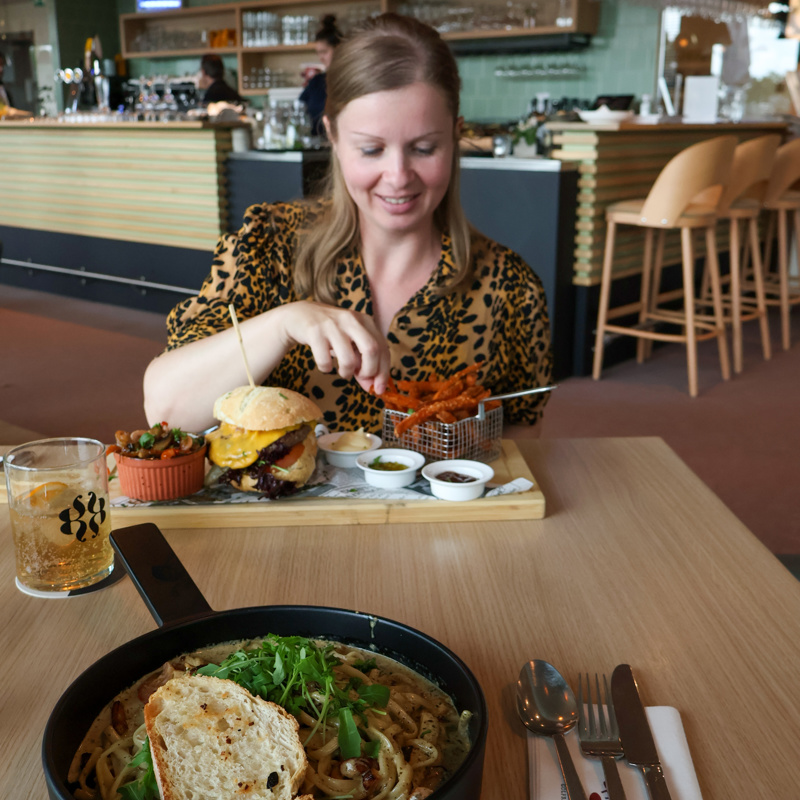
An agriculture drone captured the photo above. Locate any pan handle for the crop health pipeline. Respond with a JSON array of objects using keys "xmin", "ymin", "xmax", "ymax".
[{"xmin": 111, "ymin": 523, "xmax": 214, "ymax": 627}]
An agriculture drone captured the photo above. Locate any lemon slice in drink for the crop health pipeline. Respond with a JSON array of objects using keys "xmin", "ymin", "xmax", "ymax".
[
  {"xmin": 17, "ymin": 482, "xmax": 78, "ymax": 547},
  {"xmin": 22, "ymin": 481, "xmax": 70, "ymax": 510}
]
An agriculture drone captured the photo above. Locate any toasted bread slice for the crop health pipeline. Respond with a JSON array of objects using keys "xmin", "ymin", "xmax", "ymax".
[{"xmin": 144, "ymin": 675, "xmax": 308, "ymax": 800}]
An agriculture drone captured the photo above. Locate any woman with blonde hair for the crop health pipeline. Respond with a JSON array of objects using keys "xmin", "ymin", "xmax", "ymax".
[{"xmin": 144, "ymin": 13, "xmax": 552, "ymax": 433}]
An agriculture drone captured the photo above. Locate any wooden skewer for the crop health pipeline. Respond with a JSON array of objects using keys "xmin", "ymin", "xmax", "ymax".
[{"xmin": 228, "ymin": 303, "xmax": 256, "ymax": 389}]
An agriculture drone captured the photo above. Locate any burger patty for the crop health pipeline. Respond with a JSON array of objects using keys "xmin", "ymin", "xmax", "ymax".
[{"xmin": 219, "ymin": 425, "xmax": 311, "ymax": 498}]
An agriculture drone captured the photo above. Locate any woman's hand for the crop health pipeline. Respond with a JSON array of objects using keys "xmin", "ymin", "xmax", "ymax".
[{"xmin": 273, "ymin": 301, "xmax": 391, "ymax": 394}]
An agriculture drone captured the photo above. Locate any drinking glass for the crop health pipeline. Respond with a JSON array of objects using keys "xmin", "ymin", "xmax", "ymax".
[{"xmin": 5, "ymin": 438, "xmax": 113, "ymax": 594}]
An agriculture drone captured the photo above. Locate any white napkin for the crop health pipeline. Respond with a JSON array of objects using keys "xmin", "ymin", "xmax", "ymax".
[{"xmin": 527, "ymin": 707, "xmax": 703, "ymax": 800}]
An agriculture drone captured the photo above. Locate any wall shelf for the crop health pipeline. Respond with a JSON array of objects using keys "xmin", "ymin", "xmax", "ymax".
[{"xmin": 121, "ymin": 0, "xmax": 599, "ymax": 95}]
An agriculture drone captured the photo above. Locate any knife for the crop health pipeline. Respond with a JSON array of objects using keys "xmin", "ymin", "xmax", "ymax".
[{"xmin": 611, "ymin": 664, "xmax": 673, "ymax": 800}]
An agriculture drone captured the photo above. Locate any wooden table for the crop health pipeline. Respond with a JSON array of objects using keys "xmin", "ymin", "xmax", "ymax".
[{"xmin": 2, "ymin": 437, "xmax": 800, "ymax": 799}]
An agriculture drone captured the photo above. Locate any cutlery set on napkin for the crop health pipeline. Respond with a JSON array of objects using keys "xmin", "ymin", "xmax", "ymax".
[{"xmin": 517, "ymin": 662, "xmax": 703, "ymax": 800}]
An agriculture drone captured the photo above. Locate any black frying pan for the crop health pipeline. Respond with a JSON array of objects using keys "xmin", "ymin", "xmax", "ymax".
[{"xmin": 43, "ymin": 523, "xmax": 488, "ymax": 800}]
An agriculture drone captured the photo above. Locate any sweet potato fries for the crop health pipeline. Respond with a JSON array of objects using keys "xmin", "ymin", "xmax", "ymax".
[{"xmin": 377, "ymin": 363, "xmax": 500, "ymax": 436}]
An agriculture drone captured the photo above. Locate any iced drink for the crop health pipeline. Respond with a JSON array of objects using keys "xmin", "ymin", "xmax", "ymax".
[{"xmin": 5, "ymin": 438, "xmax": 113, "ymax": 593}]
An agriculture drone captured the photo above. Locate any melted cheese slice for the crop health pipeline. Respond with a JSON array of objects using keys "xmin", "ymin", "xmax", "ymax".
[{"xmin": 206, "ymin": 422, "xmax": 304, "ymax": 469}]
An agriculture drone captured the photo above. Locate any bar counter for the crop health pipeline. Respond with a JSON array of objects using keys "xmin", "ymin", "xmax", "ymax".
[{"xmin": 545, "ymin": 118, "xmax": 787, "ymax": 371}]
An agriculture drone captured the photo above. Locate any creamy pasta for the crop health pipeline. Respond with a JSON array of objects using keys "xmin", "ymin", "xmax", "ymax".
[{"xmin": 68, "ymin": 637, "xmax": 471, "ymax": 800}]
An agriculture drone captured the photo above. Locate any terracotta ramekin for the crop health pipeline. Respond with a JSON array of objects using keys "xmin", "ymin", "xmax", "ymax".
[{"xmin": 114, "ymin": 444, "xmax": 208, "ymax": 501}]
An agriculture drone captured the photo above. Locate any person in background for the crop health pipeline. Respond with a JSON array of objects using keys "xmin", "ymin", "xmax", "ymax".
[
  {"xmin": 198, "ymin": 53, "xmax": 243, "ymax": 105},
  {"xmin": 299, "ymin": 15, "xmax": 343, "ymax": 136},
  {"xmin": 144, "ymin": 14, "xmax": 552, "ymax": 433},
  {"xmin": 0, "ymin": 52, "xmax": 14, "ymax": 108}
]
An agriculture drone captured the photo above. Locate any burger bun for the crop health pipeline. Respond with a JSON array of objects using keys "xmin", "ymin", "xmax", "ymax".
[{"xmin": 214, "ymin": 386, "xmax": 322, "ymax": 431}]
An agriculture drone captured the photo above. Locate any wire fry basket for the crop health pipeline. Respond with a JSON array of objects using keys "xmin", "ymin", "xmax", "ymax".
[{"xmin": 382, "ymin": 406, "xmax": 503, "ymax": 464}]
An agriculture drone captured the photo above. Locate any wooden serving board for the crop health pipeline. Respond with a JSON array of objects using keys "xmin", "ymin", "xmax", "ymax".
[{"xmin": 0, "ymin": 440, "xmax": 545, "ymax": 527}]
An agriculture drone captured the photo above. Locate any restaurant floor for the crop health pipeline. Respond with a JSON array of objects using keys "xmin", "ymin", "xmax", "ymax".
[{"xmin": 2, "ymin": 284, "xmax": 798, "ymax": 557}]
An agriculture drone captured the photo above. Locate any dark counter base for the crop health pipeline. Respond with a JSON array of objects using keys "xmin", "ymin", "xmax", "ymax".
[
  {"xmin": 459, "ymin": 167, "xmax": 577, "ymax": 381},
  {"xmin": 0, "ymin": 226, "xmax": 211, "ymax": 315}
]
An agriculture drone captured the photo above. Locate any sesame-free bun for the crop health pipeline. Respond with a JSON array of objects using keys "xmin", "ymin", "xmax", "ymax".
[
  {"xmin": 144, "ymin": 675, "xmax": 310, "ymax": 800},
  {"xmin": 213, "ymin": 386, "xmax": 322, "ymax": 431}
]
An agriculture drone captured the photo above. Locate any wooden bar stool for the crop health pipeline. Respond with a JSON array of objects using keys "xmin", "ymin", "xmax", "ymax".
[
  {"xmin": 698, "ymin": 134, "xmax": 778, "ymax": 372},
  {"xmin": 592, "ymin": 135, "xmax": 736, "ymax": 397},
  {"xmin": 757, "ymin": 138, "xmax": 800, "ymax": 350}
]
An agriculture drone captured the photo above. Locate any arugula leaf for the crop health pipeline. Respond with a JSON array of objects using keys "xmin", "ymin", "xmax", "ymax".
[
  {"xmin": 117, "ymin": 739, "xmax": 158, "ymax": 800},
  {"xmin": 196, "ymin": 635, "xmax": 390, "ymax": 756},
  {"xmin": 272, "ymin": 650, "xmax": 285, "ymax": 684},
  {"xmin": 357, "ymin": 683, "xmax": 390, "ymax": 707},
  {"xmin": 338, "ymin": 708, "xmax": 361, "ymax": 759},
  {"xmin": 363, "ymin": 739, "xmax": 381, "ymax": 758}
]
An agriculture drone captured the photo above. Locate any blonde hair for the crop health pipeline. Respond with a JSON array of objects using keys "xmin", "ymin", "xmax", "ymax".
[{"xmin": 293, "ymin": 13, "xmax": 472, "ymax": 305}]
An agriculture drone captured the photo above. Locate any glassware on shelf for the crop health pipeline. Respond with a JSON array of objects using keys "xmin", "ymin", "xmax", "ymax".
[
  {"xmin": 129, "ymin": 23, "xmax": 228, "ymax": 53},
  {"xmin": 556, "ymin": 0, "xmax": 573, "ymax": 27},
  {"xmin": 493, "ymin": 58, "xmax": 587, "ymax": 79}
]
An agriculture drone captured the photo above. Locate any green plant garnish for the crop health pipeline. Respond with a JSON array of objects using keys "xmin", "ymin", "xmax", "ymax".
[
  {"xmin": 369, "ymin": 456, "xmax": 382, "ymax": 467},
  {"xmin": 356, "ymin": 683, "xmax": 390, "ymax": 707},
  {"xmin": 364, "ymin": 739, "xmax": 381, "ymax": 758},
  {"xmin": 118, "ymin": 739, "xmax": 158, "ymax": 800},
  {"xmin": 279, "ymin": 392, "xmax": 288, "ymax": 400},
  {"xmin": 196, "ymin": 635, "xmax": 385, "ymax": 757},
  {"xmin": 137, "ymin": 432, "xmax": 155, "ymax": 449},
  {"xmin": 338, "ymin": 708, "xmax": 361, "ymax": 759}
]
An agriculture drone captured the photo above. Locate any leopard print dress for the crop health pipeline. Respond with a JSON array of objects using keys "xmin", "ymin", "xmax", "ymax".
[{"xmin": 166, "ymin": 200, "xmax": 553, "ymax": 432}]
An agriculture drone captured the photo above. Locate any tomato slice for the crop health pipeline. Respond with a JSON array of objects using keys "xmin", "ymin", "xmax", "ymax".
[
  {"xmin": 160, "ymin": 448, "xmax": 178, "ymax": 459},
  {"xmin": 272, "ymin": 443, "xmax": 304, "ymax": 470}
]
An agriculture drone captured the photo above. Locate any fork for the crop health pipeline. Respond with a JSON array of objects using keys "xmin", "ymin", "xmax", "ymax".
[{"xmin": 577, "ymin": 673, "xmax": 628, "ymax": 800}]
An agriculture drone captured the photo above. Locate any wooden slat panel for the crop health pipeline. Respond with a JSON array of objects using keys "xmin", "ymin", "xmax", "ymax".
[
  {"xmin": 0, "ymin": 207, "xmax": 220, "ymax": 250},
  {"xmin": 0, "ymin": 184, "xmax": 228, "ymax": 213},
  {"xmin": 0, "ymin": 132, "xmax": 221, "ymax": 152},
  {"xmin": 0, "ymin": 196, "xmax": 222, "ymax": 226},
  {"xmin": 0, "ymin": 168, "xmax": 222, "ymax": 189},
  {"xmin": 0, "ymin": 126, "xmax": 230, "ymax": 251}
]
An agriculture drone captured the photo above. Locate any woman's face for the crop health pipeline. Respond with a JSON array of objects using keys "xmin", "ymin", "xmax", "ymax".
[
  {"xmin": 328, "ymin": 81, "xmax": 458, "ymax": 240},
  {"xmin": 315, "ymin": 42, "xmax": 335, "ymax": 70}
]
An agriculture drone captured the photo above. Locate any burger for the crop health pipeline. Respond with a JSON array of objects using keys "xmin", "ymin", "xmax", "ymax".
[{"xmin": 206, "ymin": 386, "xmax": 322, "ymax": 498}]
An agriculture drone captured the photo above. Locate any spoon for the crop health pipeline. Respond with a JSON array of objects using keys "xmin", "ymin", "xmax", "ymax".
[{"xmin": 516, "ymin": 660, "xmax": 588, "ymax": 800}]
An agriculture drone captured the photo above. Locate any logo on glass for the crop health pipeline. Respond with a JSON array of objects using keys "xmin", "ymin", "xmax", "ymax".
[{"xmin": 58, "ymin": 492, "xmax": 107, "ymax": 542}]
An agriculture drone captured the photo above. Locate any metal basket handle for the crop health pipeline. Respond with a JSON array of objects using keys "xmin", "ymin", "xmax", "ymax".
[{"xmin": 477, "ymin": 384, "xmax": 557, "ymax": 420}]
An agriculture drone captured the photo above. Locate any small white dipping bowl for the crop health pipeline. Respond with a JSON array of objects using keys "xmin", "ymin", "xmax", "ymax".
[
  {"xmin": 356, "ymin": 448, "xmax": 425, "ymax": 488},
  {"xmin": 422, "ymin": 459, "xmax": 495, "ymax": 501},
  {"xmin": 318, "ymin": 431, "xmax": 382, "ymax": 468}
]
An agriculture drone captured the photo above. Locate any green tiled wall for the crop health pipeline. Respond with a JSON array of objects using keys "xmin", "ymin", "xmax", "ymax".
[
  {"xmin": 458, "ymin": 0, "xmax": 662, "ymax": 120},
  {"xmin": 55, "ymin": 0, "xmax": 122, "ymax": 69}
]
